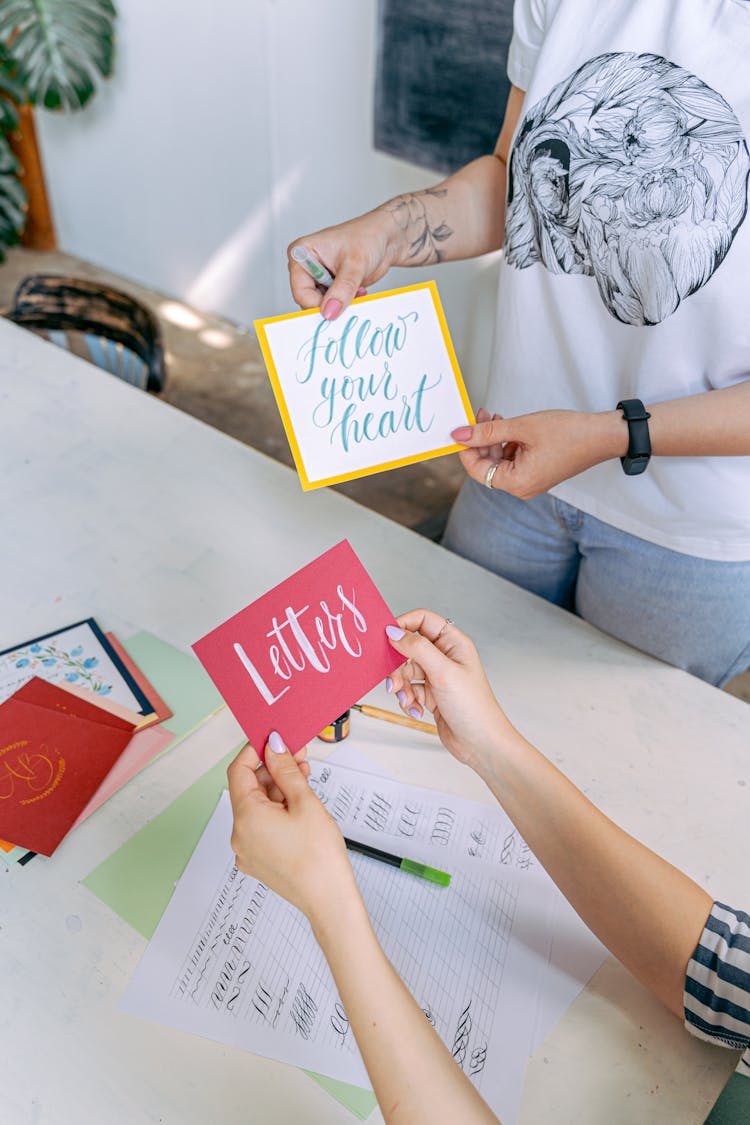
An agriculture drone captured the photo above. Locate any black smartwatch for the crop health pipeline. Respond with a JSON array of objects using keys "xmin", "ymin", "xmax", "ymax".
[{"xmin": 616, "ymin": 398, "xmax": 652, "ymax": 476}]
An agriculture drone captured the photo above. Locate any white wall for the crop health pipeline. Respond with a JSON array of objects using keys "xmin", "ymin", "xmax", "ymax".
[{"xmin": 36, "ymin": 0, "xmax": 499, "ymax": 400}]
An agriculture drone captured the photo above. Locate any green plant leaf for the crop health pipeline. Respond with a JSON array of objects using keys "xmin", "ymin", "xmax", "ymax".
[
  {"xmin": 0, "ymin": 0, "xmax": 116, "ymax": 111},
  {"xmin": 0, "ymin": 133, "xmax": 27, "ymax": 262},
  {"xmin": 0, "ymin": 44, "xmax": 24, "ymax": 131}
]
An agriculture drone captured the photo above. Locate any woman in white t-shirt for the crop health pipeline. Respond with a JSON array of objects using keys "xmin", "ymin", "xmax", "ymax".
[{"xmin": 288, "ymin": 0, "xmax": 750, "ymax": 686}]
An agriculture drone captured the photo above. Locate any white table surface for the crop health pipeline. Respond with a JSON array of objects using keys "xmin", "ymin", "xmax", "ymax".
[{"xmin": 1, "ymin": 318, "xmax": 747, "ymax": 1125}]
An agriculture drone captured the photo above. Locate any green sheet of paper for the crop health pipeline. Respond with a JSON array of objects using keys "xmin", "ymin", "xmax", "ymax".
[
  {"xmin": 121, "ymin": 632, "xmax": 225, "ymax": 740},
  {"xmin": 83, "ymin": 751, "xmax": 238, "ymax": 938},
  {"xmin": 83, "ymin": 751, "xmax": 377, "ymax": 1120}
]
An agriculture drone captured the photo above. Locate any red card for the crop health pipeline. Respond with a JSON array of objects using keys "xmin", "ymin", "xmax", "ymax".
[
  {"xmin": 192, "ymin": 540, "xmax": 405, "ymax": 758},
  {"xmin": 0, "ymin": 678, "xmax": 136, "ymax": 856}
]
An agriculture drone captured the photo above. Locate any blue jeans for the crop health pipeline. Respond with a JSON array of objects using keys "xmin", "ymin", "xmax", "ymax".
[{"xmin": 442, "ymin": 479, "xmax": 750, "ymax": 687}]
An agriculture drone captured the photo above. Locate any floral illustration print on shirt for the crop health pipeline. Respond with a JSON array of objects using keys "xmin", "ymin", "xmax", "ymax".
[{"xmin": 505, "ymin": 52, "xmax": 750, "ymax": 325}]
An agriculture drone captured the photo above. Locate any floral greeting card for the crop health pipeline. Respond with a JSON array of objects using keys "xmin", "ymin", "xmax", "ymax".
[
  {"xmin": 0, "ymin": 619, "xmax": 152, "ymax": 716},
  {"xmin": 255, "ymin": 282, "xmax": 474, "ymax": 489},
  {"xmin": 192, "ymin": 540, "xmax": 405, "ymax": 758}
]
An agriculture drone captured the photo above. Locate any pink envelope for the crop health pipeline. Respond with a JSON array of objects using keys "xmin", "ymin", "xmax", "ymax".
[
  {"xmin": 192, "ymin": 540, "xmax": 405, "ymax": 758},
  {"xmin": 70, "ymin": 724, "xmax": 175, "ymax": 830}
]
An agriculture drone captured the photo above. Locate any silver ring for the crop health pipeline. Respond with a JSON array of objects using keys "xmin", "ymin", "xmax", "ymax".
[
  {"xmin": 484, "ymin": 462, "xmax": 499, "ymax": 490},
  {"xmin": 436, "ymin": 617, "xmax": 454, "ymax": 639}
]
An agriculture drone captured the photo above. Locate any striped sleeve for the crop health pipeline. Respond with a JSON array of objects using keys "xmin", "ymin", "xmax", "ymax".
[{"xmin": 684, "ymin": 902, "xmax": 750, "ymax": 1071}]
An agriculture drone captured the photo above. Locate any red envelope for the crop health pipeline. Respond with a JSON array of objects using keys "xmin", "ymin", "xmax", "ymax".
[
  {"xmin": 192, "ymin": 540, "xmax": 405, "ymax": 758},
  {"xmin": 0, "ymin": 678, "xmax": 136, "ymax": 856}
]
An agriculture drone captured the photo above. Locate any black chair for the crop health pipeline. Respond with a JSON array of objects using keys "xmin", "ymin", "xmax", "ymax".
[{"xmin": 6, "ymin": 274, "xmax": 167, "ymax": 393}]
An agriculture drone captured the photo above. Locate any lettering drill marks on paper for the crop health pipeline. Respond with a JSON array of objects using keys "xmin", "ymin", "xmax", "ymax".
[
  {"xmin": 498, "ymin": 829, "xmax": 535, "ymax": 871},
  {"xmin": 224, "ymin": 961, "xmax": 251, "ymax": 1015},
  {"xmin": 431, "ymin": 807, "xmax": 456, "ymax": 846},
  {"xmin": 397, "ymin": 801, "xmax": 421, "ymax": 838},
  {"xmin": 174, "ymin": 867, "xmax": 241, "ymax": 1001},
  {"xmin": 310, "ymin": 766, "xmax": 333, "ymax": 808},
  {"xmin": 212, "ymin": 952, "xmax": 247, "ymax": 1013},
  {"xmin": 174, "ymin": 872, "xmax": 265, "ymax": 1008},
  {"xmin": 252, "ymin": 980, "xmax": 273, "ymax": 1019},
  {"xmin": 469, "ymin": 1044, "xmax": 488, "ymax": 1078},
  {"xmin": 500, "ymin": 830, "xmax": 517, "ymax": 867},
  {"xmin": 206, "ymin": 881, "xmax": 266, "ymax": 1010},
  {"xmin": 330, "ymin": 1000, "xmax": 350, "ymax": 1047},
  {"xmin": 290, "ymin": 983, "xmax": 318, "ymax": 1040},
  {"xmin": 451, "ymin": 1000, "xmax": 473, "ymax": 1067},
  {"xmin": 331, "ymin": 784, "xmax": 354, "ymax": 822},
  {"xmin": 252, "ymin": 968, "xmax": 291, "ymax": 1028},
  {"xmin": 467, "ymin": 820, "xmax": 488, "ymax": 858},
  {"xmin": 364, "ymin": 792, "xmax": 392, "ymax": 832}
]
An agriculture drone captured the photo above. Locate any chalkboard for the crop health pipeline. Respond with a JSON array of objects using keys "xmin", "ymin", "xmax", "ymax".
[{"xmin": 374, "ymin": 0, "xmax": 515, "ymax": 175}]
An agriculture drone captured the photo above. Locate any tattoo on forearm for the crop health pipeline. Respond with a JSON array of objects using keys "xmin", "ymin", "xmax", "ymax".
[{"xmin": 383, "ymin": 187, "xmax": 454, "ymax": 265}]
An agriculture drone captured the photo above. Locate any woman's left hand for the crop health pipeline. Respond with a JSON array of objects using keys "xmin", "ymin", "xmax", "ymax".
[{"xmin": 451, "ymin": 407, "xmax": 628, "ymax": 499}]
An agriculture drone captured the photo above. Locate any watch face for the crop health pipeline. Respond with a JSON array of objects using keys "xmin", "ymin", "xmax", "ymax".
[{"xmin": 624, "ymin": 455, "xmax": 650, "ymax": 475}]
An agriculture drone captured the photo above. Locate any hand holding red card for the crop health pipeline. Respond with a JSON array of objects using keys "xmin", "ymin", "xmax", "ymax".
[{"xmin": 192, "ymin": 541, "xmax": 406, "ymax": 758}]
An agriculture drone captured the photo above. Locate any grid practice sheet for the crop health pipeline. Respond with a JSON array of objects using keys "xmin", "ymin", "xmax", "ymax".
[{"xmin": 121, "ymin": 766, "xmax": 562, "ymax": 1123}]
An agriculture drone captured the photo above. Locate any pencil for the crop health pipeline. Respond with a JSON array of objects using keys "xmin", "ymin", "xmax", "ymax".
[
  {"xmin": 351, "ymin": 702, "xmax": 438, "ymax": 736},
  {"xmin": 344, "ymin": 836, "xmax": 450, "ymax": 886}
]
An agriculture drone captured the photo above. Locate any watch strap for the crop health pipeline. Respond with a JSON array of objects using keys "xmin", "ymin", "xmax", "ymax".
[{"xmin": 616, "ymin": 398, "xmax": 652, "ymax": 475}]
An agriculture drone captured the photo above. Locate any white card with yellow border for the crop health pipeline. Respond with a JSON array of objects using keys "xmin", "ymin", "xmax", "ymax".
[{"xmin": 254, "ymin": 281, "xmax": 475, "ymax": 490}]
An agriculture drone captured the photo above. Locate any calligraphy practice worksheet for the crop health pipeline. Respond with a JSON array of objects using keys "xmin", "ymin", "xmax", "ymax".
[
  {"xmin": 121, "ymin": 762, "xmax": 565, "ymax": 1124},
  {"xmin": 255, "ymin": 283, "xmax": 475, "ymax": 489},
  {"xmin": 329, "ymin": 744, "xmax": 609, "ymax": 1057}
]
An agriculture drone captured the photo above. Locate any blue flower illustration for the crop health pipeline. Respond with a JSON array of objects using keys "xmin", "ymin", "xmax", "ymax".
[
  {"xmin": 71, "ymin": 646, "xmax": 83, "ymax": 657},
  {"xmin": 15, "ymin": 658, "xmax": 30, "ymax": 668},
  {"xmin": 83, "ymin": 657, "xmax": 99, "ymax": 669},
  {"xmin": 30, "ymin": 644, "xmax": 42, "ymax": 654},
  {"xmin": 65, "ymin": 672, "xmax": 79, "ymax": 682},
  {"xmin": 42, "ymin": 658, "xmax": 57, "ymax": 666}
]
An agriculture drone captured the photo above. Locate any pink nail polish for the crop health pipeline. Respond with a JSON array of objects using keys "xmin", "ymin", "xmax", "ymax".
[
  {"xmin": 322, "ymin": 298, "xmax": 342, "ymax": 321},
  {"xmin": 385, "ymin": 676, "xmax": 393, "ymax": 693},
  {"xmin": 451, "ymin": 426, "xmax": 473, "ymax": 442},
  {"xmin": 408, "ymin": 707, "xmax": 421, "ymax": 720},
  {"xmin": 385, "ymin": 624, "xmax": 405, "ymax": 640},
  {"xmin": 397, "ymin": 690, "xmax": 407, "ymax": 706}
]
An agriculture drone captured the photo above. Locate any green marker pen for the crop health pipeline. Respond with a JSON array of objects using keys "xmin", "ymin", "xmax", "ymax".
[
  {"xmin": 291, "ymin": 245, "xmax": 335, "ymax": 288},
  {"xmin": 343, "ymin": 836, "xmax": 451, "ymax": 887}
]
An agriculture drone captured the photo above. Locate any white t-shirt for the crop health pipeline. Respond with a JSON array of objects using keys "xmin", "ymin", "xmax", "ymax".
[{"xmin": 486, "ymin": 0, "xmax": 750, "ymax": 560}]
